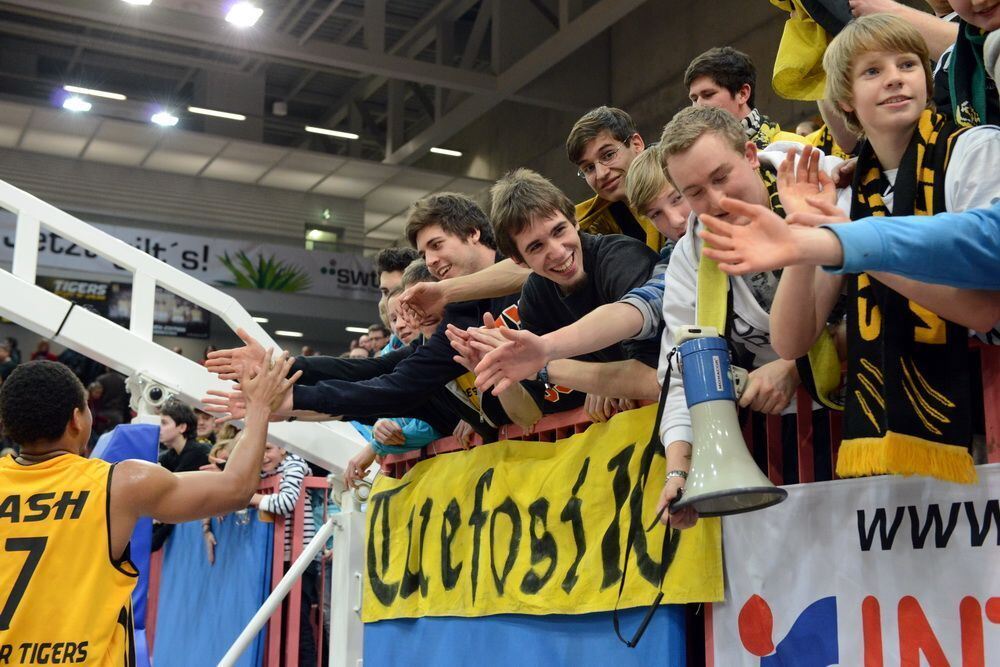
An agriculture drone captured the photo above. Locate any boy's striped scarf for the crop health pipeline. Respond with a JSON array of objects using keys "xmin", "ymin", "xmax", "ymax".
[{"xmin": 842, "ymin": 109, "xmax": 977, "ymax": 484}]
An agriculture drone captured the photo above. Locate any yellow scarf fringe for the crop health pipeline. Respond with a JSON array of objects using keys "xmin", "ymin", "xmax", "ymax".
[{"xmin": 837, "ymin": 433, "xmax": 978, "ymax": 484}]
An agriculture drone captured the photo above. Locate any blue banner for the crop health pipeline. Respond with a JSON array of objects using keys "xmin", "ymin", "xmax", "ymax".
[
  {"xmin": 152, "ymin": 512, "xmax": 274, "ymax": 667},
  {"xmin": 365, "ymin": 606, "xmax": 686, "ymax": 666}
]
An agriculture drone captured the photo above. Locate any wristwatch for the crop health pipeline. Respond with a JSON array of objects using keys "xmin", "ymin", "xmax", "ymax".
[
  {"xmin": 537, "ymin": 364, "xmax": 550, "ymax": 385},
  {"xmin": 666, "ymin": 470, "xmax": 688, "ymax": 481}
]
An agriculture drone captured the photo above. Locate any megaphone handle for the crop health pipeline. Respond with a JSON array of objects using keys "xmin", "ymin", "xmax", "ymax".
[
  {"xmin": 732, "ymin": 366, "xmax": 749, "ymax": 400},
  {"xmin": 667, "ymin": 488, "xmax": 683, "ymax": 513}
]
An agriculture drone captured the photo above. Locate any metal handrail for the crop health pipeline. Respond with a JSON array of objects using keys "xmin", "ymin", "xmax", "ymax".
[{"xmin": 0, "ymin": 178, "xmax": 365, "ymax": 473}]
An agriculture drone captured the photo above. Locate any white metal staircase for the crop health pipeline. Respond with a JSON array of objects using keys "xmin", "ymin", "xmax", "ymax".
[{"xmin": 0, "ymin": 178, "xmax": 367, "ymax": 474}]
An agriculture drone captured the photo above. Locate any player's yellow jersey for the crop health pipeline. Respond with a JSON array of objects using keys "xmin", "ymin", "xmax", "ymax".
[{"xmin": 0, "ymin": 454, "xmax": 138, "ymax": 666}]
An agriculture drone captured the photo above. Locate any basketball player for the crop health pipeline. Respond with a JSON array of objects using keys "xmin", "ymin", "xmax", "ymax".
[{"xmin": 0, "ymin": 354, "xmax": 298, "ymax": 666}]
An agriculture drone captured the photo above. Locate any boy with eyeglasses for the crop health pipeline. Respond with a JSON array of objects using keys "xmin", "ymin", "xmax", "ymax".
[{"xmin": 567, "ymin": 106, "xmax": 663, "ymax": 252}]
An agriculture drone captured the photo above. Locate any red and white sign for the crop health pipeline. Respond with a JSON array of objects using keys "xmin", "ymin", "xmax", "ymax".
[{"xmin": 711, "ymin": 464, "xmax": 1000, "ymax": 666}]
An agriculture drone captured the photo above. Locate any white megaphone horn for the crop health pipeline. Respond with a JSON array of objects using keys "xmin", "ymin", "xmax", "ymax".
[{"xmin": 669, "ymin": 326, "xmax": 787, "ymax": 517}]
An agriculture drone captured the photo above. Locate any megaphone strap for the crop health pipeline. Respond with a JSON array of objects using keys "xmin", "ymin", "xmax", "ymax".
[{"xmin": 612, "ymin": 347, "xmax": 677, "ymax": 648}]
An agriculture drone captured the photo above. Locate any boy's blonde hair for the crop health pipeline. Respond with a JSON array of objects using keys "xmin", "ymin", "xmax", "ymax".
[
  {"xmin": 377, "ymin": 297, "xmax": 390, "ymax": 328},
  {"xmin": 823, "ymin": 13, "xmax": 935, "ymax": 136},
  {"xmin": 658, "ymin": 106, "xmax": 746, "ymax": 187},
  {"xmin": 625, "ymin": 148, "xmax": 669, "ymax": 213},
  {"xmin": 401, "ymin": 258, "xmax": 436, "ymax": 289},
  {"xmin": 217, "ymin": 423, "xmax": 241, "ymax": 442},
  {"xmin": 210, "ymin": 437, "xmax": 236, "ymax": 460}
]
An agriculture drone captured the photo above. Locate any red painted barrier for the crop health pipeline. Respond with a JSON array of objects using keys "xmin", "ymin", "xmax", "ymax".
[
  {"xmin": 976, "ymin": 343, "xmax": 1000, "ymax": 464},
  {"xmin": 383, "ymin": 344, "xmax": 1000, "ymax": 481},
  {"xmin": 282, "ymin": 476, "xmax": 334, "ymax": 667}
]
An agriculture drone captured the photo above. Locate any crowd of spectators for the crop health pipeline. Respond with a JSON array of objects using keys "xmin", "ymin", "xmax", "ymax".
[
  {"xmin": 339, "ymin": 323, "xmax": 393, "ymax": 358},
  {"xmin": 202, "ymin": 0, "xmax": 999, "ymax": 530},
  {"xmin": 2, "ymin": 1, "xmax": 998, "ymax": 660}
]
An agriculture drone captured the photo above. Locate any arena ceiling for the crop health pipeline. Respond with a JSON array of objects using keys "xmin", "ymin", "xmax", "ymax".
[{"xmin": 0, "ymin": 0, "xmax": 644, "ymax": 166}]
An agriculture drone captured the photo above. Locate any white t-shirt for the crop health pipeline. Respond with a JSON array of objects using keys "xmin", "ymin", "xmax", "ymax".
[
  {"xmin": 657, "ymin": 143, "xmax": 847, "ymax": 447},
  {"xmin": 848, "ymin": 125, "xmax": 1000, "ymax": 341},
  {"xmin": 884, "ymin": 125, "xmax": 1000, "ymax": 212}
]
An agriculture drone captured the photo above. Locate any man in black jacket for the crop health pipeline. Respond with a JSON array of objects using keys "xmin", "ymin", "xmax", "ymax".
[{"xmin": 206, "ymin": 193, "xmax": 544, "ymax": 435}]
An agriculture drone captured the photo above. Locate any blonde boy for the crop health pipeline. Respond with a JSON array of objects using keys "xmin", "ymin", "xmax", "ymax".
[
  {"xmin": 769, "ymin": 13, "xmax": 1000, "ymax": 484},
  {"xmin": 624, "ymin": 148, "xmax": 690, "ymax": 244}
]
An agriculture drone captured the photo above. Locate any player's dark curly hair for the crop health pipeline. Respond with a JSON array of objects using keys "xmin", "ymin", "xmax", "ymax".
[
  {"xmin": 160, "ymin": 399, "xmax": 197, "ymax": 438},
  {"xmin": 0, "ymin": 360, "xmax": 87, "ymax": 445}
]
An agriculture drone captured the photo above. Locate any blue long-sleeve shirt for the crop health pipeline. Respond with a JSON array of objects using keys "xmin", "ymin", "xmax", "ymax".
[
  {"xmin": 351, "ymin": 342, "xmax": 443, "ymax": 455},
  {"xmin": 823, "ymin": 204, "xmax": 1000, "ymax": 289},
  {"xmin": 619, "ymin": 242, "xmax": 673, "ymax": 340},
  {"xmin": 353, "ymin": 418, "xmax": 441, "ymax": 455}
]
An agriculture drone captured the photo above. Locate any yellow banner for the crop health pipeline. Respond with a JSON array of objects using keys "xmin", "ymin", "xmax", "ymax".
[{"xmin": 362, "ymin": 405, "xmax": 723, "ymax": 622}]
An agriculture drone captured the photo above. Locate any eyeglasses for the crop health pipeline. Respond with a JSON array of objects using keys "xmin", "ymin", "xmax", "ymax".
[{"xmin": 576, "ymin": 140, "xmax": 631, "ymax": 180}]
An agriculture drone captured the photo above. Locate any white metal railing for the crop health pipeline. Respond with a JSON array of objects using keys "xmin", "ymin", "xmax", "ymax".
[
  {"xmin": 0, "ymin": 179, "xmax": 366, "ymax": 473},
  {"xmin": 2, "ymin": 179, "xmax": 370, "ymax": 667},
  {"xmin": 218, "ymin": 490, "xmax": 367, "ymax": 667}
]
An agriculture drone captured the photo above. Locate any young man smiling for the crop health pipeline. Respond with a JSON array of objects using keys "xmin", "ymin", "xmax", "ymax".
[
  {"xmin": 453, "ymin": 168, "xmax": 663, "ymax": 412},
  {"xmin": 465, "ymin": 151, "xmax": 692, "ymax": 401}
]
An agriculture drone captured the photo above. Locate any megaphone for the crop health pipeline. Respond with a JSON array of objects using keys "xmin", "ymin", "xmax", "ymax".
[{"xmin": 670, "ymin": 327, "xmax": 787, "ymax": 517}]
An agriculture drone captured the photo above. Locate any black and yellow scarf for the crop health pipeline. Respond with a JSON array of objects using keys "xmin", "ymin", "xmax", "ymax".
[
  {"xmin": 575, "ymin": 196, "xmax": 664, "ymax": 252},
  {"xmin": 697, "ymin": 165, "xmax": 843, "ymax": 410},
  {"xmin": 745, "ymin": 107, "xmax": 852, "ymax": 158},
  {"xmin": 842, "ymin": 109, "xmax": 976, "ymax": 484},
  {"xmin": 744, "ymin": 109, "xmax": 783, "ymax": 150},
  {"xmin": 948, "ymin": 19, "xmax": 998, "ymax": 127}
]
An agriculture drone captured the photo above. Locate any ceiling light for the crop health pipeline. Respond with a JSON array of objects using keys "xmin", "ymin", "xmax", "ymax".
[
  {"xmin": 430, "ymin": 147, "xmax": 463, "ymax": 157},
  {"xmin": 62, "ymin": 97, "xmax": 92, "ymax": 113},
  {"xmin": 275, "ymin": 330, "xmax": 303, "ymax": 338},
  {"xmin": 345, "ymin": 326, "xmax": 369, "ymax": 334},
  {"xmin": 307, "ymin": 229, "xmax": 324, "ymax": 240},
  {"xmin": 151, "ymin": 111, "xmax": 179, "ymax": 127},
  {"xmin": 252, "ymin": 316, "xmax": 269, "ymax": 323},
  {"xmin": 305, "ymin": 126, "xmax": 359, "ymax": 140},
  {"xmin": 63, "ymin": 85, "xmax": 126, "ymax": 101},
  {"xmin": 225, "ymin": 2, "xmax": 263, "ymax": 28},
  {"xmin": 188, "ymin": 106, "xmax": 246, "ymax": 121},
  {"xmin": 122, "ymin": 0, "xmax": 153, "ymax": 5}
]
